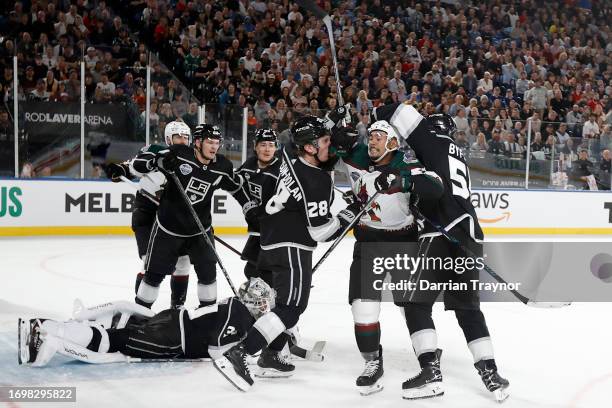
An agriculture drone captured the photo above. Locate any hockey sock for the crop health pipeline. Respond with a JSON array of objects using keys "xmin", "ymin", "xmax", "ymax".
[
  {"xmin": 244, "ymin": 329, "xmax": 268, "ymax": 356},
  {"xmin": 354, "ymin": 322, "xmax": 381, "ymax": 360},
  {"xmin": 403, "ymin": 305, "xmax": 438, "ymax": 361},
  {"xmin": 170, "ymin": 275, "xmax": 189, "ymax": 306},
  {"xmin": 134, "ymin": 272, "xmax": 144, "ymax": 295},
  {"xmin": 135, "ymin": 280, "xmax": 160, "ymax": 308},
  {"xmin": 245, "ymin": 312, "xmax": 286, "ymax": 355},
  {"xmin": 268, "ymin": 332, "xmax": 290, "ymax": 352},
  {"xmin": 455, "ymin": 309, "xmax": 494, "ymax": 362},
  {"xmin": 197, "ymin": 281, "xmax": 217, "ymax": 307},
  {"xmin": 107, "ymin": 328, "xmax": 130, "ymax": 353}
]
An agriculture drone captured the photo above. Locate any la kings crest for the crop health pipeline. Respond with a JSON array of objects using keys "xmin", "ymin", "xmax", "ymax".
[
  {"xmin": 186, "ymin": 177, "xmax": 211, "ymax": 204},
  {"xmin": 247, "ymin": 181, "xmax": 262, "ymax": 201}
]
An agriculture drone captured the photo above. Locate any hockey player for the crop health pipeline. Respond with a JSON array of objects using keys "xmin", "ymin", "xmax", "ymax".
[
  {"xmin": 371, "ymin": 103, "xmax": 510, "ymax": 402},
  {"xmin": 213, "ymin": 116, "xmax": 364, "ymax": 391},
  {"xmin": 129, "ymin": 124, "xmax": 257, "ymax": 309},
  {"xmin": 332, "ymin": 116, "xmax": 444, "ymax": 396},
  {"xmin": 235, "ymin": 129, "xmax": 281, "ymax": 283},
  {"xmin": 106, "ymin": 121, "xmax": 192, "ymax": 309},
  {"xmin": 18, "ymin": 278, "xmax": 275, "ymax": 366}
]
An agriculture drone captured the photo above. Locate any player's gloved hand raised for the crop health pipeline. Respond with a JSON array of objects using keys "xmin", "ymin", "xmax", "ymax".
[
  {"xmin": 156, "ymin": 150, "xmax": 179, "ymax": 173},
  {"xmin": 330, "ymin": 126, "xmax": 358, "ymax": 157},
  {"xmin": 374, "ymin": 169, "xmax": 412, "ymax": 194},
  {"xmin": 105, "ymin": 163, "xmax": 128, "ymax": 182},
  {"xmin": 325, "ymin": 104, "xmax": 352, "ymax": 129},
  {"xmin": 337, "ymin": 202, "xmax": 362, "ymax": 226}
]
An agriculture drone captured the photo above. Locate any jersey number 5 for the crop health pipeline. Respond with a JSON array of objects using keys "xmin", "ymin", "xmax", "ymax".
[{"xmin": 448, "ymin": 156, "xmax": 471, "ymax": 199}]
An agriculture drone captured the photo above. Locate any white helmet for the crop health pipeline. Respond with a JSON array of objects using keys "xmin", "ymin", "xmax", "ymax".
[
  {"xmin": 239, "ymin": 277, "xmax": 276, "ymax": 318},
  {"xmin": 164, "ymin": 121, "xmax": 192, "ymax": 146},
  {"xmin": 368, "ymin": 120, "xmax": 399, "ymax": 162}
]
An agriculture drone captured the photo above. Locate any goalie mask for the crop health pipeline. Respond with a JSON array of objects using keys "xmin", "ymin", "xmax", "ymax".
[
  {"xmin": 164, "ymin": 121, "xmax": 192, "ymax": 146},
  {"xmin": 367, "ymin": 120, "xmax": 399, "ymax": 163},
  {"xmin": 239, "ymin": 277, "xmax": 276, "ymax": 318}
]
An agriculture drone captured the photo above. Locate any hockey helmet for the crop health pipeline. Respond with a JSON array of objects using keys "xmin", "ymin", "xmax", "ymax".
[
  {"xmin": 367, "ymin": 120, "xmax": 400, "ymax": 162},
  {"xmin": 254, "ymin": 128, "xmax": 278, "ymax": 146},
  {"xmin": 164, "ymin": 121, "xmax": 191, "ymax": 146},
  {"xmin": 239, "ymin": 277, "xmax": 276, "ymax": 318},
  {"xmin": 192, "ymin": 123, "xmax": 222, "ymax": 146},
  {"xmin": 427, "ymin": 113, "xmax": 457, "ymax": 138},
  {"xmin": 291, "ymin": 115, "xmax": 328, "ymax": 149}
]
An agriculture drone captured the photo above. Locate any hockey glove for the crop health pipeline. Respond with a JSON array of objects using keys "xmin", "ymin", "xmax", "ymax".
[
  {"xmin": 156, "ymin": 150, "xmax": 179, "ymax": 173},
  {"xmin": 324, "ymin": 104, "xmax": 352, "ymax": 130},
  {"xmin": 330, "ymin": 126, "xmax": 359, "ymax": 157},
  {"xmin": 374, "ymin": 169, "xmax": 412, "ymax": 194},
  {"xmin": 105, "ymin": 162, "xmax": 129, "ymax": 182},
  {"xmin": 243, "ymin": 200, "xmax": 259, "ymax": 226},
  {"xmin": 341, "ymin": 189, "xmax": 358, "ymax": 205},
  {"xmin": 337, "ymin": 202, "xmax": 362, "ymax": 228}
]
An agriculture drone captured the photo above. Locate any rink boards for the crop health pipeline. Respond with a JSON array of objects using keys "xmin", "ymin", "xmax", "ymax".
[{"xmin": 0, "ymin": 178, "xmax": 611, "ymax": 236}]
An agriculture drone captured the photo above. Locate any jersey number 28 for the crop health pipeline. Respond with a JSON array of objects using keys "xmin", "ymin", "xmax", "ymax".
[{"xmin": 307, "ymin": 201, "xmax": 328, "ymax": 217}]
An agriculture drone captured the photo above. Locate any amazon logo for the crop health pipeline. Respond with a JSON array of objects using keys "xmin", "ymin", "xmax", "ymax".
[{"xmin": 471, "ymin": 192, "xmax": 511, "ymax": 224}]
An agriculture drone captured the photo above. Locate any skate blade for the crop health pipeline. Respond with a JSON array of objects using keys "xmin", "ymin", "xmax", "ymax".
[
  {"xmin": 213, "ymin": 358, "xmax": 252, "ymax": 392},
  {"xmin": 493, "ymin": 386, "xmax": 510, "ymax": 403},
  {"xmin": 402, "ymin": 383, "xmax": 444, "ymax": 400},
  {"xmin": 18, "ymin": 318, "xmax": 29, "ymax": 365},
  {"xmin": 357, "ymin": 382, "xmax": 383, "ymax": 396},
  {"xmin": 255, "ymin": 368, "xmax": 294, "ymax": 378}
]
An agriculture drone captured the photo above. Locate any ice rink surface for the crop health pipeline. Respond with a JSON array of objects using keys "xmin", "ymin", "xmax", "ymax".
[{"xmin": 1, "ymin": 235, "xmax": 611, "ymax": 408}]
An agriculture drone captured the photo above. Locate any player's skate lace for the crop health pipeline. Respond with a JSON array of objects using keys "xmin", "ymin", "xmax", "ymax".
[
  {"xmin": 276, "ymin": 352, "xmax": 292, "ymax": 365},
  {"xmin": 361, "ymin": 359, "xmax": 379, "ymax": 377},
  {"xmin": 478, "ymin": 366, "xmax": 498, "ymax": 390}
]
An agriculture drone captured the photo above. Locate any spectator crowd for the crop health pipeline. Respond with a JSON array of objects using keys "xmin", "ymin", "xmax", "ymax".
[{"xmin": 0, "ymin": 0, "xmax": 610, "ymax": 188}]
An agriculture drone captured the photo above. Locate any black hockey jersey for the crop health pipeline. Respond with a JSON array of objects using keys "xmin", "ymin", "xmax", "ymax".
[
  {"xmin": 182, "ymin": 297, "xmax": 254, "ymax": 359},
  {"xmin": 260, "ymin": 154, "xmax": 342, "ymax": 251},
  {"xmin": 374, "ymin": 102, "xmax": 484, "ymax": 241},
  {"xmin": 236, "ymin": 156, "xmax": 281, "ymax": 234},
  {"xmin": 131, "ymin": 144, "xmax": 251, "ymax": 236}
]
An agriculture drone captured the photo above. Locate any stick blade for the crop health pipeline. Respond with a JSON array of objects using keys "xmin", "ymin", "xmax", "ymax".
[
  {"xmin": 526, "ymin": 301, "xmax": 572, "ymax": 308},
  {"xmin": 296, "ymin": 0, "xmax": 328, "ymax": 19}
]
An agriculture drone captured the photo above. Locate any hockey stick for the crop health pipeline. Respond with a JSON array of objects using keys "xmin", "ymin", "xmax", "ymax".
[
  {"xmin": 119, "ymin": 175, "xmax": 160, "ymax": 205},
  {"xmin": 289, "ymin": 340, "xmax": 326, "ymax": 362},
  {"xmin": 296, "ymin": 0, "xmax": 343, "ymax": 104},
  {"xmin": 408, "ymin": 204, "xmax": 571, "ymax": 308},
  {"xmin": 119, "ymin": 175, "xmax": 244, "ymax": 258},
  {"xmin": 312, "ymin": 191, "xmax": 380, "ymax": 274},
  {"xmin": 168, "ymin": 172, "xmax": 239, "ymax": 296},
  {"xmin": 126, "ymin": 356, "xmax": 210, "ymax": 363}
]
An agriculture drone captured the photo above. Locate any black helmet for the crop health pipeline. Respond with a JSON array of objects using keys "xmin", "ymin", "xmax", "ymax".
[
  {"xmin": 427, "ymin": 113, "xmax": 457, "ymax": 137},
  {"xmin": 291, "ymin": 116, "xmax": 328, "ymax": 148},
  {"xmin": 193, "ymin": 123, "xmax": 222, "ymax": 145},
  {"xmin": 254, "ymin": 128, "xmax": 278, "ymax": 145}
]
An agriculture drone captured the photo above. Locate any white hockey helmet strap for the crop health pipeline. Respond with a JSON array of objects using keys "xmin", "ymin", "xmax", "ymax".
[
  {"xmin": 164, "ymin": 121, "xmax": 192, "ymax": 146},
  {"xmin": 368, "ymin": 120, "xmax": 399, "ymax": 162}
]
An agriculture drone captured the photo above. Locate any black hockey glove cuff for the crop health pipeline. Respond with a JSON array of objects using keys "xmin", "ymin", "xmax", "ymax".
[
  {"xmin": 243, "ymin": 201, "xmax": 259, "ymax": 225},
  {"xmin": 337, "ymin": 202, "xmax": 362, "ymax": 228}
]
